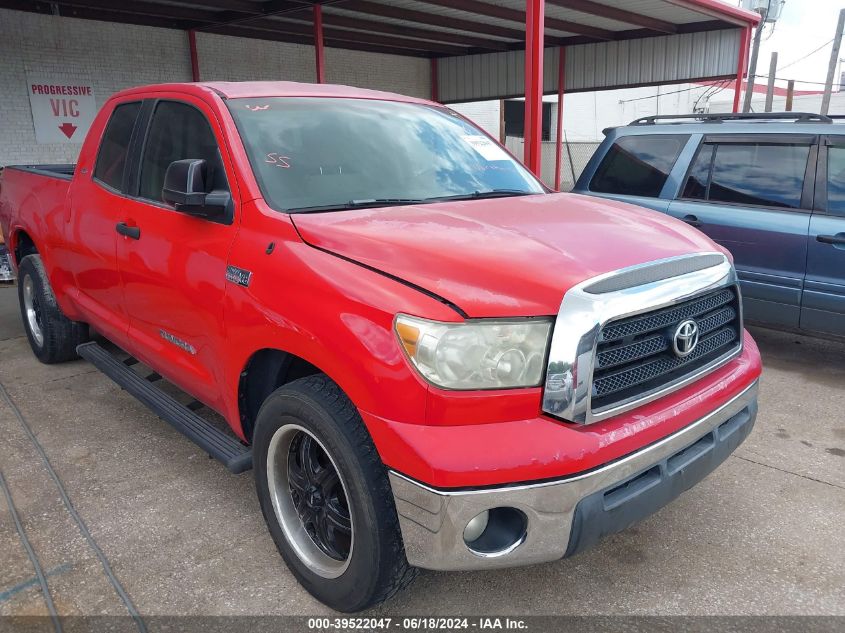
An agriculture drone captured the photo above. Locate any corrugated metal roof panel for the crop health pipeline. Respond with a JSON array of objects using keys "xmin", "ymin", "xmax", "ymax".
[
  {"xmin": 438, "ymin": 28, "xmax": 742, "ymax": 102},
  {"xmin": 604, "ymin": 0, "xmax": 707, "ymax": 24},
  {"xmin": 495, "ymin": 0, "xmax": 640, "ymax": 32},
  {"xmin": 324, "ymin": 6, "xmax": 521, "ymax": 43}
]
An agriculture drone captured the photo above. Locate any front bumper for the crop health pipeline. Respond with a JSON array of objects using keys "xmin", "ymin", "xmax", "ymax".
[{"xmin": 389, "ymin": 379, "xmax": 758, "ymax": 571}]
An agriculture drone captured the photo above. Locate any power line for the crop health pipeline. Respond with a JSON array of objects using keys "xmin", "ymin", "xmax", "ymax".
[
  {"xmin": 777, "ymin": 39, "xmax": 835, "ymax": 71},
  {"xmin": 758, "ymin": 75, "xmax": 831, "ymax": 86},
  {"xmin": 618, "ymin": 81, "xmax": 728, "ymax": 104}
]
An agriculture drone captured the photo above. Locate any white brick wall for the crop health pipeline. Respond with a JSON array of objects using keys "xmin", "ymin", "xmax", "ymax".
[
  {"xmin": 0, "ymin": 9, "xmax": 190, "ymax": 166},
  {"xmin": 196, "ymin": 33, "xmax": 315, "ymax": 84},
  {"xmin": 450, "ymin": 101, "xmax": 501, "ymax": 138},
  {"xmin": 0, "ymin": 8, "xmax": 431, "ymax": 167},
  {"xmin": 196, "ymin": 33, "xmax": 430, "ymax": 99}
]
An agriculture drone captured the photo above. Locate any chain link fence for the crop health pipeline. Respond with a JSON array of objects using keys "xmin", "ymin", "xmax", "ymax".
[{"xmin": 505, "ymin": 137, "xmax": 600, "ymax": 191}]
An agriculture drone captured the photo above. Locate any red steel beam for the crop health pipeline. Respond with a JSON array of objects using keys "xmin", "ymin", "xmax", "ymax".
[
  {"xmin": 338, "ymin": 0, "xmax": 526, "ymax": 41},
  {"xmin": 732, "ymin": 25, "xmax": 751, "ymax": 113},
  {"xmin": 313, "ymin": 3, "xmax": 325, "ymax": 83},
  {"xmin": 237, "ymin": 17, "xmax": 469, "ymax": 55},
  {"xmin": 523, "ymin": 0, "xmax": 544, "ymax": 176},
  {"xmin": 319, "ymin": 13, "xmax": 510, "ymax": 51},
  {"xmin": 188, "ymin": 28, "xmax": 200, "ymax": 81},
  {"xmin": 554, "ymin": 47, "xmax": 565, "ymax": 191}
]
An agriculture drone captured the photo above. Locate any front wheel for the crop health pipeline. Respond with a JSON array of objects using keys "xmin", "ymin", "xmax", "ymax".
[
  {"xmin": 17, "ymin": 254, "xmax": 88, "ymax": 363},
  {"xmin": 253, "ymin": 375, "xmax": 417, "ymax": 612}
]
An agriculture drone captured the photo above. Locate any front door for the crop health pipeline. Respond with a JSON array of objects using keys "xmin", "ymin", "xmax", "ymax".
[
  {"xmin": 802, "ymin": 135, "xmax": 845, "ymax": 335},
  {"xmin": 115, "ymin": 96, "xmax": 239, "ymax": 411},
  {"xmin": 667, "ymin": 135, "xmax": 815, "ymax": 328}
]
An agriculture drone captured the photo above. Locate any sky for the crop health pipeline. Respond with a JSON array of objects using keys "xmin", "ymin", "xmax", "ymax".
[{"xmin": 749, "ymin": 0, "xmax": 845, "ymax": 90}]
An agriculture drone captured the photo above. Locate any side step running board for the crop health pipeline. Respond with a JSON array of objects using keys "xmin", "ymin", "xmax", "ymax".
[{"xmin": 77, "ymin": 342, "xmax": 252, "ymax": 474}]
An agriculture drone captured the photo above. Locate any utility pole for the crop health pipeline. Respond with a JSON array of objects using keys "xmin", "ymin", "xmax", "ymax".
[
  {"xmin": 785, "ymin": 80, "xmax": 795, "ymax": 111},
  {"xmin": 765, "ymin": 52, "xmax": 778, "ymax": 112},
  {"xmin": 822, "ymin": 9, "xmax": 845, "ymax": 115},
  {"xmin": 742, "ymin": 15, "xmax": 766, "ymax": 112}
]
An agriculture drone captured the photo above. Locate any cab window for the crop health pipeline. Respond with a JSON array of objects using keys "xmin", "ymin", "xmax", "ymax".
[
  {"xmin": 138, "ymin": 100, "xmax": 228, "ymax": 204},
  {"xmin": 93, "ymin": 101, "xmax": 141, "ymax": 191}
]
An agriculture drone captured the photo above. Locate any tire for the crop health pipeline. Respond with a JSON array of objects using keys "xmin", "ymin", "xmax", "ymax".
[
  {"xmin": 17, "ymin": 254, "xmax": 88, "ymax": 364},
  {"xmin": 253, "ymin": 375, "xmax": 417, "ymax": 612}
]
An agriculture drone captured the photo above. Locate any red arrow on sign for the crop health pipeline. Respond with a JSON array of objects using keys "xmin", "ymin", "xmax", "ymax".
[{"xmin": 58, "ymin": 122, "xmax": 77, "ymax": 139}]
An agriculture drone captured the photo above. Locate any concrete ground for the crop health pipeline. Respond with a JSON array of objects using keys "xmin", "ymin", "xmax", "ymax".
[{"xmin": 0, "ymin": 282, "xmax": 843, "ymax": 618}]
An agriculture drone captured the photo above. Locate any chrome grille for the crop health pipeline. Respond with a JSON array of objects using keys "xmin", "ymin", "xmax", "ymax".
[{"xmin": 591, "ymin": 287, "xmax": 741, "ymax": 412}]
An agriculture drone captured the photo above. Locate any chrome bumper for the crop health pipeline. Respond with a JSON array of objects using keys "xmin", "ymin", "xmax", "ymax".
[{"xmin": 389, "ymin": 380, "xmax": 758, "ymax": 571}]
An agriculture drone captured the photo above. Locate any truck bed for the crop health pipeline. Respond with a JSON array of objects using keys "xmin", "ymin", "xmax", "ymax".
[
  {"xmin": 0, "ymin": 164, "xmax": 75, "ymax": 251},
  {"xmin": 4, "ymin": 164, "xmax": 76, "ymax": 180}
]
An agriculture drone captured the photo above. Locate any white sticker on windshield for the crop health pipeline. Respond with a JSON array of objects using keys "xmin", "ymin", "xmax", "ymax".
[{"xmin": 461, "ymin": 135, "xmax": 510, "ymax": 161}]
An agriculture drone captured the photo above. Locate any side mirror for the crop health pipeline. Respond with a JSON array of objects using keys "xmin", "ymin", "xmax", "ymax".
[{"xmin": 162, "ymin": 159, "xmax": 231, "ymax": 220}]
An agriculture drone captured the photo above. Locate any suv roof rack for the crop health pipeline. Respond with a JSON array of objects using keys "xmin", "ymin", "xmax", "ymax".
[{"xmin": 629, "ymin": 112, "xmax": 833, "ymax": 125}]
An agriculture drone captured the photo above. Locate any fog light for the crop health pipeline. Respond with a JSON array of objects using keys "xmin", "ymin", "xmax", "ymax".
[
  {"xmin": 463, "ymin": 510, "xmax": 490, "ymax": 543},
  {"xmin": 463, "ymin": 507, "xmax": 527, "ymax": 557}
]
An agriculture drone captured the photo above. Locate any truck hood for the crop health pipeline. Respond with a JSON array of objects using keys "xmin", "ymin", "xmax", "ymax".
[{"xmin": 291, "ymin": 193, "xmax": 722, "ymax": 318}]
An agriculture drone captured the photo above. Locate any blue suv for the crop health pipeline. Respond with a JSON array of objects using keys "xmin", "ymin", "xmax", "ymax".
[{"xmin": 574, "ymin": 112, "xmax": 845, "ymax": 337}]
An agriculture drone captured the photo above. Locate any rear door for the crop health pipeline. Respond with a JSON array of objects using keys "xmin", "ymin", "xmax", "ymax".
[
  {"xmin": 667, "ymin": 135, "xmax": 816, "ymax": 328},
  {"xmin": 802, "ymin": 134, "xmax": 845, "ymax": 335},
  {"xmin": 66, "ymin": 99, "xmax": 144, "ymax": 341},
  {"xmin": 115, "ymin": 96, "xmax": 239, "ymax": 412}
]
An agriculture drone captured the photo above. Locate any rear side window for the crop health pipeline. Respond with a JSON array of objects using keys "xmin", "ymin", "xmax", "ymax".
[
  {"xmin": 138, "ymin": 101, "xmax": 228, "ymax": 204},
  {"xmin": 682, "ymin": 142, "xmax": 810, "ymax": 209},
  {"xmin": 826, "ymin": 145, "xmax": 845, "ymax": 214},
  {"xmin": 93, "ymin": 102, "xmax": 141, "ymax": 191},
  {"xmin": 590, "ymin": 134, "xmax": 688, "ymax": 198}
]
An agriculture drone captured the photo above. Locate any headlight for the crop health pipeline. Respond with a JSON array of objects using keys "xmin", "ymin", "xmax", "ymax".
[{"xmin": 394, "ymin": 314, "xmax": 552, "ymax": 390}]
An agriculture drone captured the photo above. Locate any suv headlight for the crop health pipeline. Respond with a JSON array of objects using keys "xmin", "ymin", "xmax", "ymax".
[{"xmin": 394, "ymin": 314, "xmax": 552, "ymax": 390}]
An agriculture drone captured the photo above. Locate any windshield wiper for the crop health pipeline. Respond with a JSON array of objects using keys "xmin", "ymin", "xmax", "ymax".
[
  {"xmin": 290, "ymin": 198, "xmax": 426, "ymax": 213},
  {"xmin": 423, "ymin": 189, "xmax": 538, "ymax": 203}
]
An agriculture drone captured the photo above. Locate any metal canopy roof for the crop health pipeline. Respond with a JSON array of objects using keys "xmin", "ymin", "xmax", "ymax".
[{"xmin": 4, "ymin": 0, "xmax": 760, "ymax": 59}]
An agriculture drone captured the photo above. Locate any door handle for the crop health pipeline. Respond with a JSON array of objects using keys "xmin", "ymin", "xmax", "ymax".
[
  {"xmin": 816, "ymin": 234, "xmax": 845, "ymax": 246},
  {"xmin": 116, "ymin": 222, "xmax": 141, "ymax": 240},
  {"xmin": 682, "ymin": 214, "xmax": 702, "ymax": 228}
]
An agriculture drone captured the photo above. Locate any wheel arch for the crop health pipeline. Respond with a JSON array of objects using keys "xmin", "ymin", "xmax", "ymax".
[
  {"xmin": 11, "ymin": 228, "xmax": 38, "ymax": 265},
  {"xmin": 237, "ymin": 347, "xmax": 324, "ymax": 442}
]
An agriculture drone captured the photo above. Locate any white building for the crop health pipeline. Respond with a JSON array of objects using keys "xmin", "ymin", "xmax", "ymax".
[{"xmin": 451, "ymin": 80, "xmax": 842, "ymax": 189}]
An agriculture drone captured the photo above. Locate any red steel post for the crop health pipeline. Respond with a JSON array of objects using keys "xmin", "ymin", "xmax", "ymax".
[
  {"xmin": 554, "ymin": 46, "xmax": 565, "ymax": 190},
  {"xmin": 188, "ymin": 29, "xmax": 200, "ymax": 82},
  {"xmin": 732, "ymin": 26, "xmax": 751, "ymax": 113},
  {"xmin": 314, "ymin": 4, "xmax": 326, "ymax": 84},
  {"xmin": 523, "ymin": 0, "xmax": 545, "ymax": 176}
]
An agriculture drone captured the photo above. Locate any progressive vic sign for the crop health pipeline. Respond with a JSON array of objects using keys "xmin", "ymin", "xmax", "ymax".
[{"xmin": 27, "ymin": 77, "xmax": 96, "ymax": 144}]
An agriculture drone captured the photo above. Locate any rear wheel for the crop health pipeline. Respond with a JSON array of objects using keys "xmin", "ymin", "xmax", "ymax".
[
  {"xmin": 17, "ymin": 255, "xmax": 88, "ymax": 363},
  {"xmin": 253, "ymin": 375, "xmax": 417, "ymax": 612}
]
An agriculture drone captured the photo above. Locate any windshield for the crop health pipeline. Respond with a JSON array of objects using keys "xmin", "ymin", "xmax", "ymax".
[{"xmin": 227, "ymin": 97, "xmax": 545, "ymax": 212}]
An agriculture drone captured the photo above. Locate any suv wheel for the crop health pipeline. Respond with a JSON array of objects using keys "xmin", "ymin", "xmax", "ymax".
[{"xmin": 253, "ymin": 375, "xmax": 417, "ymax": 612}]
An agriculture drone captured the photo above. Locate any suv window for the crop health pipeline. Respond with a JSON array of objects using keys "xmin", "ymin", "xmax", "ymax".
[
  {"xmin": 827, "ymin": 144, "xmax": 845, "ymax": 214},
  {"xmin": 138, "ymin": 101, "xmax": 228, "ymax": 204},
  {"xmin": 590, "ymin": 134, "xmax": 688, "ymax": 198},
  {"xmin": 683, "ymin": 142, "xmax": 810, "ymax": 209},
  {"xmin": 93, "ymin": 101, "xmax": 141, "ymax": 191}
]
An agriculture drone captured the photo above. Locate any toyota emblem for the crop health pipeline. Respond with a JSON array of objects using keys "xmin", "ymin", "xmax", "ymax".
[{"xmin": 672, "ymin": 319, "xmax": 699, "ymax": 358}]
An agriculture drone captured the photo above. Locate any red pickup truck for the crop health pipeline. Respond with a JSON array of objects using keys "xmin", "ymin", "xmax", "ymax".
[{"xmin": 0, "ymin": 81, "xmax": 761, "ymax": 612}]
